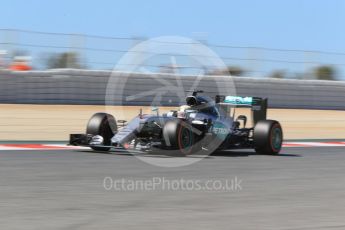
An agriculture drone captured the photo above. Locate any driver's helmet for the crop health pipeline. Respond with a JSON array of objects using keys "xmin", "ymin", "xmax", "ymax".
[
  {"xmin": 179, "ymin": 105, "xmax": 191, "ymax": 112},
  {"xmin": 177, "ymin": 105, "xmax": 191, "ymax": 118}
]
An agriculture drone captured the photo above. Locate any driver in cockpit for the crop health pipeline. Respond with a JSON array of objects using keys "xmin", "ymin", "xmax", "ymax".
[{"xmin": 177, "ymin": 105, "xmax": 191, "ymax": 118}]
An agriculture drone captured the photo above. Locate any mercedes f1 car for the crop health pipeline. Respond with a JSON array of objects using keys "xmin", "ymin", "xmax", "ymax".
[{"xmin": 69, "ymin": 91, "xmax": 283, "ymax": 155}]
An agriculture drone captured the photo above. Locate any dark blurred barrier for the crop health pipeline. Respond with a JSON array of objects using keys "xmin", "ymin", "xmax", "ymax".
[{"xmin": 0, "ymin": 69, "xmax": 345, "ymax": 110}]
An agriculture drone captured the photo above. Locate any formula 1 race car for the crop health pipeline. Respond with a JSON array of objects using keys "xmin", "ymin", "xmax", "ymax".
[{"xmin": 69, "ymin": 91, "xmax": 283, "ymax": 155}]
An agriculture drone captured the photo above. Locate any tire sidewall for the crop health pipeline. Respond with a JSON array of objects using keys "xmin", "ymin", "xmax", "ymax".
[
  {"xmin": 162, "ymin": 119, "xmax": 198, "ymax": 155},
  {"xmin": 87, "ymin": 113, "xmax": 117, "ymax": 151},
  {"xmin": 254, "ymin": 120, "xmax": 283, "ymax": 154}
]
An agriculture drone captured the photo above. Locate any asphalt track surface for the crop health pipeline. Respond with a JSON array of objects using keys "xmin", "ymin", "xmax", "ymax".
[{"xmin": 1, "ymin": 147, "xmax": 345, "ymax": 230}]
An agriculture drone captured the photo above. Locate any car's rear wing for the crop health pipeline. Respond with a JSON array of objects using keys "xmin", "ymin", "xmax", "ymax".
[{"xmin": 215, "ymin": 95, "xmax": 268, "ymax": 125}]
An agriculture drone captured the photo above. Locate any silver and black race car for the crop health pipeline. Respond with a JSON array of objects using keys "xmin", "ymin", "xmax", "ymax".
[{"xmin": 69, "ymin": 91, "xmax": 283, "ymax": 155}]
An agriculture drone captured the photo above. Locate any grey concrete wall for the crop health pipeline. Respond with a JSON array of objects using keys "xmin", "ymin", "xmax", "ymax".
[{"xmin": 0, "ymin": 69, "xmax": 344, "ymax": 110}]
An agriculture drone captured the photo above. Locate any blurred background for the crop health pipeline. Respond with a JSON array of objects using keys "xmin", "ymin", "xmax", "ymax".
[
  {"xmin": 0, "ymin": 0, "xmax": 344, "ymax": 80},
  {"xmin": 0, "ymin": 28, "xmax": 344, "ymax": 80},
  {"xmin": 0, "ymin": 0, "xmax": 345, "ymax": 141}
]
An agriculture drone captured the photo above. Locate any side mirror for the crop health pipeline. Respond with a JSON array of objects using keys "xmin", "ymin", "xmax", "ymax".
[
  {"xmin": 117, "ymin": 120, "xmax": 127, "ymax": 127},
  {"xmin": 151, "ymin": 106, "xmax": 159, "ymax": 116}
]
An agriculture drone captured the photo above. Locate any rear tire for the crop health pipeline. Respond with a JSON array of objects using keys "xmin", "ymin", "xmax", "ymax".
[
  {"xmin": 254, "ymin": 120, "xmax": 283, "ymax": 155},
  {"xmin": 86, "ymin": 113, "xmax": 117, "ymax": 152}
]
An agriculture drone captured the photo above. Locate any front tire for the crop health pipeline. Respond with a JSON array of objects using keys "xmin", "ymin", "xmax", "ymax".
[
  {"xmin": 86, "ymin": 113, "xmax": 117, "ymax": 152},
  {"xmin": 254, "ymin": 120, "xmax": 283, "ymax": 155},
  {"xmin": 162, "ymin": 119, "xmax": 200, "ymax": 155}
]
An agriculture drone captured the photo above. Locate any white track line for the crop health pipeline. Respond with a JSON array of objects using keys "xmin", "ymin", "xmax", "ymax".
[
  {"xmin": 44, "ymin": 144, "xmax": 90, "ymax": 149},
  {"xmin": 0, "ymin": 142, "xmax": 344, "ymax": 151},
  {"xmin": 284, "ymin": 142, "xmax": 345, "ymax": 147}
]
